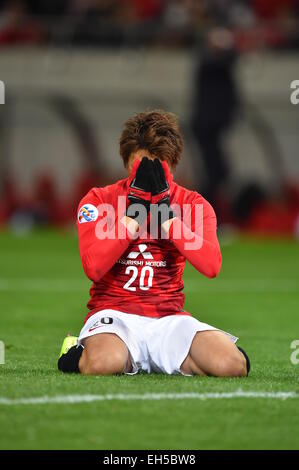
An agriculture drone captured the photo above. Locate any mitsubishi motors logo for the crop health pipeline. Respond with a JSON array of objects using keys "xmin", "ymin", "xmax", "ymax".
[
  {"xmin": 127, "ymin": 244, "xmax": 153, "ymax": 260},
  {"xmin": 117, "ymin": 243, "xmax": 165, "ymax": 268}
]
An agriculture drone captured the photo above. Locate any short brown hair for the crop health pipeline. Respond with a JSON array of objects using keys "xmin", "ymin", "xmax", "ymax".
[{"xmin": 119, "ymin": 109, "xmax": 183, "ymax": 168}]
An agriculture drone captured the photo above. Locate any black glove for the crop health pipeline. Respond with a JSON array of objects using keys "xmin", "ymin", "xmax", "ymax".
[
  {"xmin": 126, "ymin": 157, "xmax": 152, "ymax": 225},
  {"xmin": 150, "ymin": 159, "xmax": 175, "ymax": 226}
]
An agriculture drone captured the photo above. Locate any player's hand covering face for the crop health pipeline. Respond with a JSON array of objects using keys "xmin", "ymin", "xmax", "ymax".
[
  {"xmin": 126, "ymin": 157, "xmax": 174, "ymax": 227},
  {"xmin": 126, "ymin": 157, "xmax": 152, "ymax": 224}
]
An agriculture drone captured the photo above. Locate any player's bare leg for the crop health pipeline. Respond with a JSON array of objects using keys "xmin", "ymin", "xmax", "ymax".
[
  {"xmin": 180, "ymin": 331, "xmax": 247, "ymax": 377},
  {"xmin": 79, "ymin": 333, "xmax": 132, "ymax": 375}
]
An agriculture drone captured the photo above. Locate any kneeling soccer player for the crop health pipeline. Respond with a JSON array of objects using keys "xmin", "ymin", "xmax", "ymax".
[{"xmin": 58, "ymin": 110, "xmax": 250, "ymax": 377}]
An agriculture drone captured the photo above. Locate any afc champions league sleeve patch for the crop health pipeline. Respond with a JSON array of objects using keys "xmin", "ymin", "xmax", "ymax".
[{"xmin": 78, "ymin": 204, "xmax": 99, "ymax": 224}]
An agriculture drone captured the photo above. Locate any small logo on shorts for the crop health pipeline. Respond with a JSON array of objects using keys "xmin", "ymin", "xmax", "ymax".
[
  {"xmin": 88, "ymin": 317, "xmax": 114, "ymax": 332},
  {"xmin": 88, "ymin": 325, "xmax": 104, "ymax": 332}
]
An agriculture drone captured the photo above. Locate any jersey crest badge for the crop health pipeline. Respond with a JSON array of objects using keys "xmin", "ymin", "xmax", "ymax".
[{"xmin": 78, "ymin": 204, "xmax": 99, "ymax": 224}]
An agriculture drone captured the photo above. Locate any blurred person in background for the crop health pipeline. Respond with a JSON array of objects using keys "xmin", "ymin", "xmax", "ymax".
[
  {"xmin": 160, "ymin": 0, "xmax": 193, "ymax": 46},
  {"xmin": 124, "ymin": 0, "xmax": 163, "ymax": 23},
  {"xmin": 252, "ymin": 0, "xmax": 299, "ymax": 48},
  {"xmin": 69, "ymin": 0, "xmax": 123, "ymax": 46},
  {"xmin": 191, "ymin": 27, "xmax": 240, "ymax": 214},
  {"xmin": 0, "ymin": 0, "xmax": 44, "ymax": 44},
  {"xmin": 202, "ymin": 0, "xmax": 255, "ymax": 27},
  {"xmin": 69, "ymin": 0, "xmax": 164, "ymax": 46}
]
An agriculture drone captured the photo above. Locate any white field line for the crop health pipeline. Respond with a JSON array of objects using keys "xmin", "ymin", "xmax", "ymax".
[
  {"xmin": 0, "ymin": 278, "xmax": 298, "ymax": 293},
  {"xmin": 0, "ymin": 391, "xmax": 297, "ymax": 406}
]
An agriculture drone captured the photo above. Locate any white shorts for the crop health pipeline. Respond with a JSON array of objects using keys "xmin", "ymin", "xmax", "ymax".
[{"xmin": 78, "ymin": 309, "xmax": 238, "ymax": 375}]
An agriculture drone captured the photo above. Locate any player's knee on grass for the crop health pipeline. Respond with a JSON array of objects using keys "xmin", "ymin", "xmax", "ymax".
[
  {"xmin": 79, "ymin": 334, "xmax": 130, "ymax": 376},
  {"xmin": 184, "ymin": 349, "xmax": 247, "ymax": 377},
  {"xmin": 214, "ymin": 349, "xmax": 247, "ymax": 377},
  {"xmin": 188, "ymin": 331, "xmax": 249, "ymax": 377},
  {"xmin": 81, "ymin": 349, "xmax": 129, "ymax": 375}
]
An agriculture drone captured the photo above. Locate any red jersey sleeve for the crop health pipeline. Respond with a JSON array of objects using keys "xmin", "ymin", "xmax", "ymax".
[
  {"xmin": 77, "ymin": 188, "xmax": 132, "ymax": 283},
  {"xmin": 167, "ymin": 194, "xmax": 222, "ymax": 278}
]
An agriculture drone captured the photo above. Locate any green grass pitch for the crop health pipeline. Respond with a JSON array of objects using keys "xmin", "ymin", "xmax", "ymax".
[{"xmin": 0, "ymin": 230, "xmax": 298, "ymax": 450}]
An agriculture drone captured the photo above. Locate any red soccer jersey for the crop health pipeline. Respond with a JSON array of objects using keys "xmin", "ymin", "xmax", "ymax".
[{"xmin": 77, "ymin": 163, "xmax": 222, "ymax": 323}]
